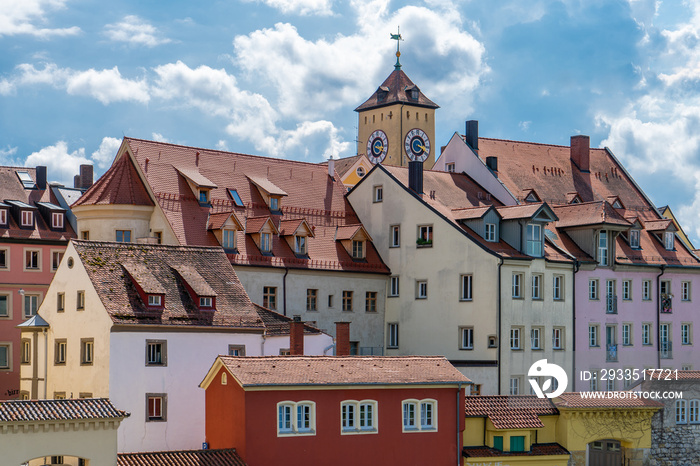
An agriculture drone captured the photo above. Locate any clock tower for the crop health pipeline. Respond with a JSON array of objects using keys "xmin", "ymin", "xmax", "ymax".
[{"xmin": 355, "ymin": 33, "xmax": 439, "ymax": 168}]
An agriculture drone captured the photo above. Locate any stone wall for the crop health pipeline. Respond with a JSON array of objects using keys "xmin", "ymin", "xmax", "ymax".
[{"xmin": 649, "ymin": 409, "xmax": 700, "ymax": 466}]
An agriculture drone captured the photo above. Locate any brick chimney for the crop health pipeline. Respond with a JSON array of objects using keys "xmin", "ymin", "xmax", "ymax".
[
  {"xmin": 570, "ymin": 135, "xmax": 590, "ymax": 173},
  {"xmin": 73, "ymin": 175, "xmax": 81, "ymax": 189},
  {"xmin": 290, "ymin": 315, "xmax": 304, "ymax": 356},
  {"xmin": 79, "ymin": 164, "xmax": 94, "ymax": 189},
  {"xmin": 335, "ymin": 322, "xmax": 350, "ymax": 356}
]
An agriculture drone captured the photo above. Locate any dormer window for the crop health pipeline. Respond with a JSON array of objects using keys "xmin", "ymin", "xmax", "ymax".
[
  {"xmin": 261, "ymin": 232, "xmax": 271, "ymax": 253},
  {"xmin": 446, "ymin": 163, "xmax": 455, "ymax": 173},
  {"xmin": 222, "ymin": 229, "xmax": 236, "ymax": 249},
  {"xmin": 16, "ymin": 171, "xmax": 36, "ymax": 189},
  {"xmin": 629, "ymin": 229, "xmax": 640, "ymax": 249},
  {"xmin": 21, "ymin": 210, "xmax": 33, "ymax": 227},
  {"xmin": 665, "ymin": 232, "xmax": 675, "ymax": 250},
  {"xmin": 612, "ymin": 200, "xmax": 623, "ymax": 209},
  {"xmin": 0, "ymin": 209, "xmax": 6, "ymax": 226},
  {"xmin": 199, "ymin": 189, "xmax": 209, "ymax": 204},
  {"xmin": 51, "ymin": 212, "xmax": 64, "ymax": 229},
  {"xmin": 295, "ymin": 235, "xmax": 307, "ymax": 255},
  {"xmin": 598, "ymin": 231, "xmax": 609, "ymax": 266},
  {"xmin": 352, "ymin": 240, "xmax": 365, "ymax": 259},
  {"xmin": 526, "ymin": 223, "xmax": 542, "ymax": 257},
  {"xmin": 200, "ymin": 296, "xmax": 213, "ymax": 308},
  {"xmin": 485, "ymin": 223, "xmax": 496, "ymax": 242},
  {"xmin": 269, "ymin": 197, "xmax": 279, "ymax": 211},
  {"xmin": 148, "ymin": 295, "xmax": 162, "ymax": 307},
  {"xmin": 525, "ymin": 193, "xmax": 539, "ymax": 203}
]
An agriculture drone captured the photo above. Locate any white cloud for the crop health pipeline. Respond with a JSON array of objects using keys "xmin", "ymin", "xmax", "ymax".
[
  {"xmin": 241, "ymin": 0, "xmax": 333, "ymax": 16},
  {"xmin": 91, "ymin": 137, "xmax": 121, "ymax": 169},
  {"xmin": 0, "ymin": 0, "xmax": 81, "ymax": 38},
  {"xmin": 151, "ymin": 133, "xmax": 170, "ymax": 143},
  {"xmin": 24, "ymin": 141, "xmax": 92, "ymax": 186},
  {"xmin": 215, "ymin": 140, "xmax": 229, "ymax": 151},
  {"xmin": 104, "ymin": 15, "xmax": 171, "ymax": 47},
  {"xmin": 0, "ymin": 145, "xmax": 20, "ymax": 165},
  {"xmin": 519, "ymin": 121, "xmax": 531, "ymax": 131}
]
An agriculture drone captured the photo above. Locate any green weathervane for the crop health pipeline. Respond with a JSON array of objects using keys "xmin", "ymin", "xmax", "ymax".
[{"xmin": 390, "ymin": 27, "xmax": 403, "ymax": 70}]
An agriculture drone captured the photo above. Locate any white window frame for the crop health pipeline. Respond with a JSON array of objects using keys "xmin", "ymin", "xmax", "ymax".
[
  {"xmin": 0, "ymin": 209, "xmax": 6, "ymax": 226},
  {"xmin": 629, "ymin": 229, "xmax": 640, "ymax": 248},
  {"xmin": 51, "ymin": 212, "xmax": 63, "ymax": 229},
  {"xmin": 682, "ymin": 323, "xmax": 692, "ymax": 345},
  {"xmin": 146, "ymin": 340, "xmax": 167, "ymax": 366},
  {"xmin": 510, "ymin": 327, "xmax": 521, "ymax": 350},
  {"xmin": 417, "ymin": 224, "xmax": 433, "ymax": 246},
  {"xmin": 446, "ymin": 162, "xmax": 455, "ymax": 173},
  {"xmin": 598, "ymin": 230, "xmax": 608, "ymax": 266},
  {"xmin": 389, "ymin": 276, "xmax": 399, "ymax": 297},
  {"xmin": 590, "ymin": 371, "xmax": 599, "ymax": 391},
  {"xmin": 373, "ymin": 185, "xmax": 383, "ymax": 203},
  {"xmin": 390, "ymin": 225, "xmax": 400, "ymax": 248},
  {"xmin": 532, "ymin": 274, "xmax": 542, "ymax": 300},
  {"xmin": 553, "ymin": 275, "xmax": 563, "ymax": 301},
  {"xmin": 146, "ymin": 393, "xmax": 167, "ymax": 422},
  {"xmin": 526, "ymin": 223, "xmax": 542, "ymax": 256},
  {"xmin": 416, "ymin": 280, "xmax": 427, "ymax": 299},
  {"xmin": 352, "ymin": 240, "xmax": 365, "ymax": 259},
  {"xmin": 277, "ymin": 401, "xmax": 316, "ymax": 436},
  {"xmin": 222, "ymin": 229, "xmax": 236, "ymax": 249},
  {"xmin": 485, "ymin": 223, "xmax": 496, "ymax": 242},
  {"xmin": 460, "ymin": 327, "xmax": 473, "ymax": 350},
  {"xmin": 512, "ymin": 273, "xmax": 522, "ymax": 298},
  {"xmin": 23, "ymin": 294, "xmax": 40, "ymax": 318},
  {"xmin": 387, "ymin": 323, "xmax": 399, "ymax": 349},
  {"xmin": 200, "ymin": 296, "xmax": 213, "ymax": 308},
  {"xmin": 402, "ymin": 399, "xmax": 437, "ymax": 432},
  {"xmin": 24, "ymin": 249, "xmax": 41, "ymax": 271},
  {"xmin": 682, "ymin": 281, "xmax": 691, "ymax": 302},
  {"xmin": 21, "ymin": 210, "xmax": 33, "ymax": 227},
  {"xmin": 509, "ymin": 377, "xmax": 520, "ymax": 395},
  {"xmin": 642, "ymin": 323, "xmax": 652, "ymax": 345},
  {"xmin": 341, "ymin": 400, "xmax": 377, "ymax": 434},
  {"xmin": 589, "ymin": 279, "xmax": 599, "ymax": 300},
  {"xmin": 460, "ymin": 274, "xmax": 473, "ymax": 301},
  {"xmin": 622, "ymin": 280, "xmax": 631, "ymax": 301},
  {"xmin": 643, "ymin": 280, "xmax": 652, "ymax": 301},
  {"xmin": 589, "ymin": 325, "xmax": 599, "ymax": 347},
  {"xmin": 665, "ymin": 232, "xmax": 675, "ymax": 250},
  {"xmin": 552, "ymin": 327, "xmax": 563, "ymax": 350},
  {"xmin": 51, "ymin": 250, "xmax": 63, "ymax": 271},
  {"xmin": 531, "ymin": 327, "xmax": 542, "ymax": 350},
  {"xmin": 622, "ymin": 323, "xmax": 632, "ymax": 346},
  {"xmin": 148, "ymin": 295, "xmax": 162, "ymax": 307}
]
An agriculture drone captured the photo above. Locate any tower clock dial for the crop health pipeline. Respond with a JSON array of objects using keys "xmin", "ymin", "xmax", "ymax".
[
  {"xmin": 404, "ymin": 128, "xmax": 431, "ymax": 162},
  {"xmin": 366, "ymin": 130, "xmax": 389, "ymax": 164}
]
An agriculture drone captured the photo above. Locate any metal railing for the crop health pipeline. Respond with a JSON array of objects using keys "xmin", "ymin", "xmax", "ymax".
[
  {"xmin": 606, "ymin": 294, "xmax": 617, "ymax": 314},
  {"xmin": 606, "ymin": 343, "xmax": 618, "ymax": 362},
  {"xmin": 660, "ymin": 341, "xmax": 673, "ymax": 359}
]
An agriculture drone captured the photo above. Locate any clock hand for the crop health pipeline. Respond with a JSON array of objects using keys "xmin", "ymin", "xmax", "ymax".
[{"xmin": 416, "ymin": 144, "xmax": 427, "ymax": 152}]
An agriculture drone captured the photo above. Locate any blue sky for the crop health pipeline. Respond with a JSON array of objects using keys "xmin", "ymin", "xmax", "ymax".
[{"xmin": 2, "ymin": 0, "xmax": 700, "ymax": 244}]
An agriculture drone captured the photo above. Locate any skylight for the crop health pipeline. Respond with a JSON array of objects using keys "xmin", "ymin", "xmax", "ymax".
[
  {"xmin": 228, "ymin": 189, "xmax": 244, "ymax": 207},
  {"xmin": 16, "ymin": 171, "xmax": 35, "ymax": 189}
]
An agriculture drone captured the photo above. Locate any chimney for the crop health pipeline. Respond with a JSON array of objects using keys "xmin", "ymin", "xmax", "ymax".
[
  {"xmin": 328, "ymin": 157, "xmax": 335, "ymax": 179},
  {"xmin": 73, "ymin": 175, "xmax": 81, "ymax": 189},
  {"xmin": 35, "ymin": 166, "xmax": 47, "ymax": 190},
  {"xmin": 486, "ymin": 156, "xmax": 498, "ymax": 175},
  {"xmin": 290, "ymin": 315, "xmax": 304, "ymax": 356},
  {"xmin": 408, "ymin": 161, "xmax": 423, "ymax": 194},
  {"xmin": 570, "ymin": 135, "xmax": 590, "ymax": 172},
  {"xmin": 335, "ymin": 322, "xmax": 350, "ymax": 356},
  {"xmin": 79, "ymin": 164, "xmax": 93, "ymax": 189},
  {"xmin": 465, "ymin": 120, "xmax": 479, "ymax": 152}
]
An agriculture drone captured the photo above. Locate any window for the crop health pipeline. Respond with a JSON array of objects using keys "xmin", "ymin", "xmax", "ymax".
[
  {"xmin": 589, "ymin": 279, "xmax": 599, "ymax": 300},
  {"xmin": 0, "ymin": 209, "xmax": 5, "ymax": 226},
  {"xmin": 352, "ymin": 240, "xmax": 365, "ymax": 259},
  {"xmin": 54, "ymin": 392, "xmax": 66, "ymax": 400},
  {"xmin": 55, "ymin": 340, "xmax": 66, "ymax": 365},
  {"xmin": 21, "ymin": 210, "xmax": 33, "ymax": 227},
  {"xmin": 341, "ymin": 400, "xmax": 377, "ymax": 434},
  {"xmin": 643, "ymin": 280, "xmax": 652, "ymax": 301},
  {"xmin": 154, "ymin": 231, "xmax": 162, "ymax": 244},
  {"xmin": 387, "ymin": 323, "xmax": 399, "ymax": 348},
  {"xmin": 278, "ymin": 403, "xmax": 293, "ymax": 433},
  {"xmin": 389, "ymin": 276, "xmax": 399, "ymax": 297},
  {"xmin": 510, "ymin": 436, "xmax": 525, "ymax": 452},
  {"xmin": 0, "ymin": 249, "xmax": 7, "ymax": 269},
  {"xmin": 682, "ymin": 281, "xmax": 691, "ymax": 301},
  {"xmin": 200, "ymin": 296, "xmax": 213, "ymax": 308},
  {"xmin": 148, "ymin": 295, "xmax": 162, "ymax": 307},
  {"xmin": 80, "ymin": 338, "xmax": 94, "ymax": 365},
  {"xmin": 553, "ymin": 275, "xmax": 563, "ymax": 300},
  {"xmin": 263, "ymin": 286, "xmax": 277, "ymax": 310},
  {"xmin": 365, "ymin": 292, "xmax": 377, "ymax": 312},
  {"xmin": 328, "ymin": 294, "xmax": 334, "ymax": 308},
  {"xmin": 470, "ymin": 384, "xmax": 481, "ymax": 396},
  {"xmin": 260, "ymin": 232, "xmax": 271, "ymax": 253},
  {"xmin": 642, "ymin": 323, "xmax": 652, "ymax": 345},
  {"xmin": 402, "ymin": 400, "xmax": 437, "ymax": 432},
  {"xmin": 356, "ymin": 167, "xmax": 366, "ymax": 178},
  {"xmin": 222, "ymin": 229, "xmax": 236, "ymax": 249},
  {"xmin": 21, "ymin": 339, "xmax": 30, "ymax": 364},
  {"xmin": 228, "ymin": 189, "xmax": 244, "ymax": 207},
  {"xmin": 526, "ymin": 223, "xmax": 542, "ymax": 256},
  {"xmin": 629, "ymin": 229, "xmax": 640, "ymax": 248},
  {"xmin": 25, "ymin": 250, "xmax": 39, "ymax": 270},
  {"xmin": 598, "ymin": 230, "xmax": 608, "ymax": 265},
  {"xmin": 146, "ymin": 394, "xmax": 166, "ymax": 422},
  {"xmin": 199, "ymin": 190, "xmax": 209, "ymax": 204},
  {"xmin": 51, "ymin": 212, "xmax": 63, "ymax": 229},
  {"xmin": 590, "ymin": 371, "xmax": 599, "ymax": 391},
  {"xmin": 460, "ymin": 327, "xmax": 473, "ymax": 350},
  {"xmin": 417, "ymin": 225, "xmax": 433, "ymax": 246},
  {"xmin": 512, "ymin": 273, "xmax": 522, "ymax": 298},
  {"xmin": 606, "ymin": 279, "xmax": 617, "ymax": 313},
  {"xmin": 0, "ymin": 294, "xmax": 8, "ymax": 317},
  {"xmin": 665, "ymin": 232, "xmax": 675, "ymax": 250},
  {"xmin": 269, "ymin": 197, "xmax": 279, "ymax": 211},
  {"xmin": 81, "ymin": 231, "xmax": 89, "ymax": 240},
  {"xmin": 622, "ymin": 280, "xmax": 631, "ymax": 301},
  {"xmin": 297, "ymin": 402, "xmax": 316, "ymax": 434},
  {"xmin": 589, "ymin": 324, "xmax": 602, "ymax": 347},
  {"xmin": 510, "ymin": 327, "xmax": 521, "ymax": 350},
  {"xmin": 531, "ymin": 327, "xmax": 542, "ymax": 350},
  {"xmin": 485, "ymin": 223, "xmax": 496, "ymax": 242},
  {"xmin": 294, "ymin": 235, "xmax": 307, "ymax": 255},
  {"xmin": 146, "ymin": 340, "xmax": 166, "ymax": 366},
  {"xmin": 446, "ymin": 162, "xmax": 455, "ymax": 173},
  {"xmin": 552, "ymin": 327, "xmax": 563, "ymax": 350},
  {"xmin": 50, "ymin": 457, "xmax": 63, "ymax": 465},
  {"xmin": 116, "ymin": 230, "xmax": 131, "ymax": 242},
  {"xmin": 23, "ymin": 294, "xmax": 39, "ymax": 318},
  {"xmin": 228, "ymin": 345, "xmax": 246, "ymax": 356},
  {"xmin": 509, "ymin": 377, "xmax": 520, "ymax": 395},
  {"xmin": 416, "ymin": 280, "xmax": 427, "ymax": 299},
  {"xmin": 622, "ymin": 323, "xmax": 632, "ymax": 346},
  {"xmin": 689, "ymin": 400, "xmax": 700, "ymax": 424},
  {"xmin": 532, "ymin": 274, "xmax": 542, "ymax": 300},
  {"xmin": 342, "ymin": 291, "xmax": 353, "ymax": 311},
  {"xmin": 306, "ymin": 289, "xmax": 318, "ymax": 311},
  {"xmin": 390, "ymin": 225, "xmax": 400, "ymax": 247},
  {"xmin": 494, "ymin": 435, "xmax": 503, "ymax": 451},
  {"xmin": 677, "ymin": 399, "xmax": 688, "ymax": 424},
  {"xmin": 460, "ymin": 274, "xmax": 473, "ymax": 301},
  {"xmin": 373, "ymin": 186, "xmax": 383, "ymax": 202},
  {"xmin": 76, "ymin": 290, "xmax": 85, "ymax": 310},
  {"xmin": 0, "ymin": 344, "xmax": 9, "ymax": 369},
  {"xmin": 606, "ymin": 377, "xmax": 615, "ymax": 391},
  {"xmin": 51, "ymin": 251, "xmax": 63, "ymax": 271},
  {"xmin": 682, "ymin": 323, "xmax": 692, "ymax": 345}
]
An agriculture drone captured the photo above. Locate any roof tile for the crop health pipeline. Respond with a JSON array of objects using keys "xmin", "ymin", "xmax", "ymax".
[
  {"xmin": 0, "ymin": 398, "xmax": 128, "ymax": 422},
  {"xmin": 117, "ymin": 449, "xmax": 246, "ymax": 466},
  {"xmin": 464, "ymin": 395, "xmax": 558, "ymax": 429}
]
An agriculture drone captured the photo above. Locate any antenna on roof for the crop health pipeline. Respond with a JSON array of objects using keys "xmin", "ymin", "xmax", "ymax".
[{"xmin": 390, "ymin": 27, "xmax": 403, "ymax": 70}]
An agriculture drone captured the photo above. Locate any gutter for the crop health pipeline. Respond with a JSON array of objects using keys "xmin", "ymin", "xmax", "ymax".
[
  {"xmin": 497, "ymin": 257, "xmax": 503, "ymax": 394},
  {"xmin": 282, "ymin": 267, "xmax": 289, "ymax": 316},
  {"xmin": 457, "ymin": 382, "xmax": 463, "ymax": 466},
  {"xmin": 573, "ymin": 259, "xmax": 580, "ymax": 391},
  {"xmin": 656, "ymin": 265, "xmax": 666, "ymax": 369}
]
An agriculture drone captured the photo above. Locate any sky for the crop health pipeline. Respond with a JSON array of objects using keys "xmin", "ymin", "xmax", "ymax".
[{"xmin": 2, "ymin": 0, "xmax": 700, "ymax": 243}]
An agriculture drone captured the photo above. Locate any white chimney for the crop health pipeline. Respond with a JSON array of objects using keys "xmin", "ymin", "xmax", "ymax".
[{"xmin": 328, "ymin": 157, "xmax": 335, "ymax": 179}]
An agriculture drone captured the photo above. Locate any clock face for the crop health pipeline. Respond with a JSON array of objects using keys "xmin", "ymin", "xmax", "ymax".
[
  {"xmin": 404, "ymin": 128, "xmax": 431, "ymax": 162},
  {"xmin": 366, "ymin": 130, "xmax": 388, "ymax": 164}
]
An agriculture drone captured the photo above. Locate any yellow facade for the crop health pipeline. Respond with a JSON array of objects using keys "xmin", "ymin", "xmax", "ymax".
[{"xmin": 339, "ymin": 156, "xmax": 373, "ymax": 188}]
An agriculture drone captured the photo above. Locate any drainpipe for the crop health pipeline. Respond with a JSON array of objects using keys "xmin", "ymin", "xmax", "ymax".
[
  {"xmin": 400, "ymin": 104, "xmax": 405, "ymax": 166},
  {"xmin": 457, "ymin": 382, "xmax": 463, "ymax": 466},
  {"xmin": 323, "ymin": 344, "xmax": 335, "ymax": 355},
  {"xmin": 43, "ymin": 328, "xmax": 47, "ymax": 399},
  {"xmin": 497, "ymin": 257, "xmax": 504, "ymax": 394},
  {"xmin": 282, "ymin": 268, "xmax": 289, "ymax": 316},
  {"xmin": 260, "ymin": 332, "xmax": 266, "ymax": 356},
  {"xmin": 573, "ymin": 260, "xmax": 580, "ymax": 390},
  {"xmin": 656, "ymin": 265, "xmax": 666, "ymax": 368}
]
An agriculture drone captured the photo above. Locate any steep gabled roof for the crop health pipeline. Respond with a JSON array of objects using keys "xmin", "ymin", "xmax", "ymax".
[
  {"xmin": 72, "ymin": 154, "xmax": 154, "ymax": 207},
  {"xmin": 355, "ymin": 69, "xmax": 439, "ymax": 111},
  {"xmin": 552, "ymin": 201, "xmax": 632, "ymax": 229},
  {"xmin": 117, "ymin": 449, "xmax": 247, "ymax": 466},
  {"xmin": 0, "ymin": 398, "xmax": 128, "ymax": 422}
]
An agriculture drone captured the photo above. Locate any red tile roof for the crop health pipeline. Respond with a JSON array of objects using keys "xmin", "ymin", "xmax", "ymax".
[
  {"xmin": 464, "ymin": 395, "xmax": 558, "ymax": 429},
  {"xmin": 0, "ymin": 398, "xmax": 128, "ymax": 422},
  {"xmin": 355, "ymin": 69, "xmax": 439, "ymax": 111},
  {"xmin": 496, "ymin": 204, "xmax": 547, "ymax": 220},
  {"xmin": 463, "ymin": 443, "xmax": 570, "ymax": 458},
  {"xmin": 216, "ymin": 355, "xmax": 470, "ymax": 387},
  {"xmin": 321, "ymin": 154, "xmax": 364, "ymax": 178},
  {"xmin": 553, "ymin": 392, "xmax": 663, "ymax": 409},
  {"xmin": 245, "ymin": 216, "xmax": 277, "ymax": 235},
  {"xmin": 208, "ymin": 212, "xmax": 242, "ymax": 231},
  {"xmin": 117, "ymin": 138, "xmax": 389, "ymax": 274},
  {"xmin": 73, "ymin": 154, "xmax": 154, "ymax": 207},
  {"xmin": 643, "ymin": 218, "xmax": 673, "ymax": 232},
  {"xmin": 176, "ymin": 167, "xmax": 218, "ymax": 188},
  {"xmin": 552, "ymin": 201, "xmax": 631, "ymax": 228},
  {"xmin": 117, "ymin": 449, "xmax": 246, "ymax": 466}
]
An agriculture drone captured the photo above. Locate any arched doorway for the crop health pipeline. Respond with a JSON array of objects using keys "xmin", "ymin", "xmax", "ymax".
[{"xmin": 588, "ymin": 439, "xmax": 623, "ymax": 466}]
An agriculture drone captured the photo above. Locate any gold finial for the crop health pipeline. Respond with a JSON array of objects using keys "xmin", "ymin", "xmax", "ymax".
[{"xmin": 390, "ymin": 27, "xmax": 403, "ymax": 70}]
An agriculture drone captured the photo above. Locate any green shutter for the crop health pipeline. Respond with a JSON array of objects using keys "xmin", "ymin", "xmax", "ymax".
[
  {"xmin": 493, "ymin": 436, "xmax": 503, "ymax": 451},
  {"xmin": 510, "ymin": 435, "xmax": 525, "ymax": 452}
]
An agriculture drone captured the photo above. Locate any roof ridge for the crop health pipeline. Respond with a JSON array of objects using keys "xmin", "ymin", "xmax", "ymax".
[
  {"xmin": 477, "ymin": 136, "xmax": 606, "ymax": 150},
  {"xmin": 72, "ymin": 239, "xmax": 225, "ymax": 252}
]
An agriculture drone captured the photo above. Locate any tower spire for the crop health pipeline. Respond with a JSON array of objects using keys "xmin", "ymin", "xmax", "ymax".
[{"xmin": 390, "ymin": 27, "xmax": 403, "ymax": 70}]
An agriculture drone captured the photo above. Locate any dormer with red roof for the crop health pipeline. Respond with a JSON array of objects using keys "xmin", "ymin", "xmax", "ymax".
[
  {"xmin": 246, "ymin": 175, "xmax": 287, "ymax": 213},
  {"xmin": 279, "ymin": 219, "xmax": 314, "ymax": 257},
  {"xmin": 246, "ymin": 216, "xmax": 279, "ymax": 256},
  {"xmin": 336, "ymin": 225, "xmax": 371, "ymax": 260},
  {"xmin": 122, "ymin": 261, "xmax": 166, "ymax": 310},
  {"xmin": 176, "ymin": 166, "xmax": 218, "ymax": 206},
  {"xmin": 172, "ymin": 263, "xmax": 218, "ymax": 311},
  {"xmin": 208, "ymin": 211, "xmax": 243, "ymax": 253}
]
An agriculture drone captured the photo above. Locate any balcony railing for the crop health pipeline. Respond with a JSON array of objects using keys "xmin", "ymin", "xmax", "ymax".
[
  {"xmin": 661, "ymin": 294, "xmax": 673, "ymax": 313},
  {"xmin": 606, "ymin": 294, "xmax": 617, "ymax": 314},
  {"xmin": 660, "ymin": 341, "xmax": 673, "ymax": 359},
  {"xmin": 606, "ymin": 343, "xmax": 618, "ymax": 362}
]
